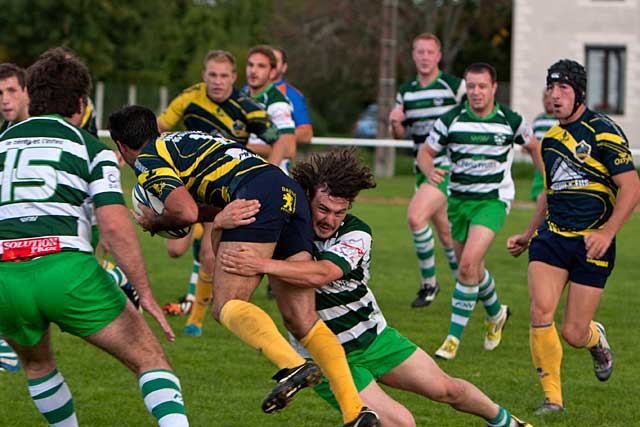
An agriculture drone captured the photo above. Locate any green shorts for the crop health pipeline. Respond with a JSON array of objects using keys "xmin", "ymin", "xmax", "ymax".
[
  {"xmin": 314, "ymin": 326, "xmax": 417, "ymax": 410},
  {"xmin": 448, "ymin": 198, "xmax": 508, "ymax": 242},
  {"xmin": 530, "ymin": 171, "xmax": 544, "ymax": 201},
  {"xmin": 0, "ymin": 252, "xmax": 127, "ymax": 346},
  {"xmin": 415, "ymin": 165, "xmax": 449, "ymax": 196}
]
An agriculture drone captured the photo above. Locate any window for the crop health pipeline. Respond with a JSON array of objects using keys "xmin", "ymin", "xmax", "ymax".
[{"xmin": 585, "ymin": 46, "xmax": 626, "ymax": 115}]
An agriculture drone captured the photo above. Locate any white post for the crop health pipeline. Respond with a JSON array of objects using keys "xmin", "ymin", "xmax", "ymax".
[
  {"xmin": 128, "ymin": 84, "xmax": 137, "ymax": 105},
  {"xmin": 95, "ymin": 81, "xmax": 105, "ymax": 131},
  {"xmin": 159, "ymin": 86, "xmax": 168, "ymax": 114}
]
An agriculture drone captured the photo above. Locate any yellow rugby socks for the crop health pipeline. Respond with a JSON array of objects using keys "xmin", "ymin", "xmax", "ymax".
[
  {"xmin": 186, "ymin": 270, "xmax": 213, "ymax": 329},
  {"xmin": 300, "ymin": 320, "xmax": 363, "ymax": 423},
  {"xmin": 220, "ymin": 299, "xmax": 305, "ymax": 369},
  {"xmin": 586, "ymin": 321, "xmax": 600, "ymax": 348},
  {"xmin": 530, "ymin": 322, "xmax": 563, "ymax": 406}
]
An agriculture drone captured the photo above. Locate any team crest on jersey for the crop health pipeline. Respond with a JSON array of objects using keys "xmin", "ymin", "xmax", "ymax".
[
  {"xmin": 494, "ymin": 134, "xmax": 507, "ymax": 145},
  {"xmin": 433, "ymin": 98, "xmax": 444, "ymax": 106},
  {"xmin": 232, "ymin": 120, "xmax": 246, "ymax": 133},
  {"xmin": 574, "ymin": 140, "xmax": 591, "ymax": 162},
  {"xmin": 281, "ymin": 186, "xmax": 296, "ymax": 214}
]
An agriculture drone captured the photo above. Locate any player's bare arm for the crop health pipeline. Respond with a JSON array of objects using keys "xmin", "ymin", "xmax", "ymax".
[
  {"xmin": 220, "ymin": 247, "xmax": 343, "ymax": 288},
  {"xmin": 523, "ymin": 135, "xmax": 544, "ymax": 174},
  {"xmin": 133, "ymin": 186, "xmax": 198, "ymax": 233},
  {"xmin": 584, "ymin": 170, "xmax": 640, "ymax": 259},
  {"xmin": 95, "ymin": 203, "xmax": 176, "ymax": 341},
  {"xmin": 389, "ymin": 107, "xmax": 405, "ymax": 139},
  {"xmin": 507, "ymin": 193, "xmax": 547, "ymax": 257},
  {"xmin": 417, "ymin": 143, "xmax": 446, "ymax": 185}
]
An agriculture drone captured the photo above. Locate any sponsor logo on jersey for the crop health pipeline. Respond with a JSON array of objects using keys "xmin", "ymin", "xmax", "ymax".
[
  {"xmin": 433, "ymin": 98, "xmax": 444, "ymax": 106},
  {"xmin": 494, "ymin": 133, "xmax": 507, "ymax": 145},
  {"xmin": 281, "ymin": 186, "xmax": 296, "ymax": 214},
  {"xmin": 2, "ymin": 237, "xmax": 61, "ymax": 261},
  {"xmin": 574, "ymin": 140, "xmax": 591, "ymax": 162},
  {"xmin": 614, "ymin": 152, "xmax": 632, "ymax": 166}
]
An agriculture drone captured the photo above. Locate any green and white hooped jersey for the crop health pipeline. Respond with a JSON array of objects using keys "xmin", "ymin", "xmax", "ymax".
[
  {"xmin": 532, "ymin": 113, "xmax": 557, "ymax": 140},
  {"xmin": 426, "ymin": 101, "xmax": 533, "ymax": 207},
  {"xmin": 0, "ymin": 116, "xmax": 124, "ymax": 260},
  {"xmin": 291, "ymin": 215, "xmax": 386, "ymax": 355},
  {"xmin": 395, "ymin": 71, "xmax": 465, "ymax": 168},
  {"xmin": 248, "ymin": 84, "xmax": 295, "ymax": 146}
]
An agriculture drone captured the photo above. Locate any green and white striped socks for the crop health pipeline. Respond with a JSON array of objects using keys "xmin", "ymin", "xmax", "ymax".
[
  {"xmin": 413, "ymin": 225, "xmax": 437, "ymax": 287},
  {"xmin": 444, "ymin": 246, "xmax": 459, "ymax": 281},
  {"xmin": 28, "ymin": 369, "xmax": 77, "ymax": 427},
  {"xmin": 139, "ymin": 369, "xmax": 188, "ymax": 426},
  {"xmin": 478, "ymin": 270, "xmax": 502, "ymax": 318},
  {"xmin": 487, "ymin": 406, "xmax": 513, "ymax": 427},
  {"xmin": 447, "ymin": 280, "xmax": 479, "ymax": 339},
  {"xmin": 0, "ymin": 338, "xmax": 20, "ymax": 371},
  {"xmin": 188, "ymin": 260, "xmax": 200, "ymax": 299}
]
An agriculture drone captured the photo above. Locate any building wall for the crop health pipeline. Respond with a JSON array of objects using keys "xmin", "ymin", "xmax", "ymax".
[{"xmin": 512, "ymin": 0, "xmax": 639, "ymax": 148}]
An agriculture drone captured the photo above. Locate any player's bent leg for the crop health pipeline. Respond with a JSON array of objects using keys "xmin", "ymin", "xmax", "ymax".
[
  {"xmin": 271, "ymin": 265, "xmax": 367, "ymax": 424},
  {"xmin": 8, "ymin": 331, "xmax": 78, "ymax": 427},
  {"xmin": 407, "ymin": 185, "xmax": 447, "ymax": 308},
  {"xmin": 563, "ymin": 282, "xmax": 612, "ymax": 381},
  {"xmin": 84, "ymin": 302, "xmax": 188, "ymax": 426},
  {"xmin": 358, "ymin": 380, "xmax": 414, "ymax": 427},
  {"xmin": 431, "ymin": 201, "xmax": 459, "ymax": 281},
  {"xmin": 185, "ymin": 223, "xmax": 215, "ymax": 335}
]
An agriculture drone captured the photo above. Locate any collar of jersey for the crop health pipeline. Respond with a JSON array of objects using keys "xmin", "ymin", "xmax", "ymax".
[
  {"xmin": 464, "ymin": 100, "xmax": 500, "ymax": 122},
  {"xmin": 414, "ymin": 70, "xmax": 442, "ymax": 89},
  {"xmin": 251, "ymin": 83, "xmax": 274, "ymax": 99}
]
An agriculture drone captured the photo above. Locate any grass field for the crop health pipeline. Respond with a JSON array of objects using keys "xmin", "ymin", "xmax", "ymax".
[{"xmin": 1, "ymin": 162, "xmax": 639, "ymax": 426}]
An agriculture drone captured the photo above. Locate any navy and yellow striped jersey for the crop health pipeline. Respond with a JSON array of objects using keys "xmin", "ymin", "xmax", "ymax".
[
  {"xmin": 157, "ymin": 83, "xmax": 278, "ymax": 145},
  {"xmin": 542, "ymin": 108, "xmax": 636, "ymax": 236},
  {"xmin": 134, "ymin": 131, "xmax": 271, "ymax": 208}
]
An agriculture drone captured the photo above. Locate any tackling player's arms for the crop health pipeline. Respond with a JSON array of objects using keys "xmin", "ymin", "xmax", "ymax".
[{"xmin": 220, "ymin": 249, "xmax": 343, "ymax": 288}]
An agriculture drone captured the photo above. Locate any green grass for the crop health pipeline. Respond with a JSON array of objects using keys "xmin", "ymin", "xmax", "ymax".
[{"xmin": 1, "ymin": 170, "xmax": 638, "ymax": 426}]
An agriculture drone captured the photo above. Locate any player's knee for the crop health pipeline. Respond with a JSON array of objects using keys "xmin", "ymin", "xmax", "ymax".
[
  {"xmin": 560, "ymin": 322, "xmax": 589, "ymax": 348},
  {"xmin": 457, "ymin": 261, "xmax": 480, "ymax": 283},
  {"xmin": 407, "ymin": 209, "xmax": 426, "ymax": 231},
  {"xmin": 424, "ymin": 376, "xmax": 465, "ymax": 404},
  {"xmin": 23, "ymin": 359, "xmax": 57, "ymax": 378},
  {"xmin": 166, "ymin": 246, "xmax": 184, "ymax": 258},
  {"xmin": 529, "ymin": 302, "xmax": 555, "ymax": 325}
]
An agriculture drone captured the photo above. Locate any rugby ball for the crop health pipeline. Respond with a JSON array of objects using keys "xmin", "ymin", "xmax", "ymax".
[{"xmin": 131, "ymin": 183, "xmax": 192, "ymax": 239}]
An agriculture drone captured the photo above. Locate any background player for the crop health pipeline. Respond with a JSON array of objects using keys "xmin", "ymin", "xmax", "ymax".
[
  {"xmin": 530, "ymin": 88, "xmax": 556, "ymax": 202},
  {"xmin": 421, "ymin": 62, "xmax": 542, "ymax": 360},
  {"xmin": 0, "ymin": 63, "xmax": 29, "ymax": 132},
  {"xmin": 389, "ymin": 33, "xmax": 465, "ymax": 308},
  {"xmin": 272, "ymin": 46, "xmax": 314, "ymax": 145},
  {"xmin": 245, "ymin": 45, "xmax": 295, "ymax": 173},
  {"xmin": 507, "ymin": 59, "xmax": 640, "ymax": 414}
]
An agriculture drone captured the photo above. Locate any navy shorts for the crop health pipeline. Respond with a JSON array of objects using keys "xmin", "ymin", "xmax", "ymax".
[
  {"xmin": 529, "ymin": 228, "xmax": 615, "ymax": 289},
  {"xmin": 221, "ymin": 166, "xmax": 313, "ymax": 260}
]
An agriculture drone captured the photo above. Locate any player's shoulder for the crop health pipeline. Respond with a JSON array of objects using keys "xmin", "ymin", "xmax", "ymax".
[
  {"xmin": 177, "ymin": 82, "xmax": 205, "ymax": 98},
  {"xmin": 340, "ymin": 214, "xmax": 372, "ymax": 236},
  {"xmin": 233, "ymin": 90, "xmax": 266, "ymax": 112},
  {"xmin": 439, "ymin": 102, "xmax": 465, "ymax": 123},
  {"xmin": 439, "ymin": 72, "xmax": 463, "ymax": 89},
  {"xmin": 497, "ymin": 103, "xmax": 525, "ymax": 127},
  {"xmin": 585, "ymin": 110, "xmax": 628, "ymax": 142},
  {"xmin": 398, "ymin": 79, "xmax": 417, "ymax": 93},
  {"xmin": 267, "ymin": 85, "xmax": 291, "ymax": 104}
]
